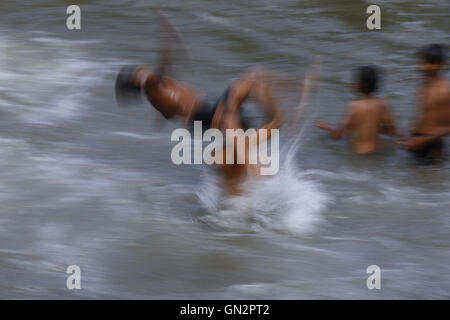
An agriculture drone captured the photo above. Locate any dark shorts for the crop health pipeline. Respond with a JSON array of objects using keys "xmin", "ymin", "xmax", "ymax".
[
  {"xmin": 191, "ymin": 87, "xmax": 251, "ymax": 130},
  {"xmin": 411, "ymin": 133, "xmax": 444, "ymax": 159},
  {"xmin": 192, "ymin": 87, "xmax": 231, "ymax": 129}
]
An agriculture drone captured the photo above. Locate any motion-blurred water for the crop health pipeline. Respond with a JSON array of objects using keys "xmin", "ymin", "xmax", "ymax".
[{"xmin": 0, "ymin": 0, "xmax": 449, "ymax": 299}]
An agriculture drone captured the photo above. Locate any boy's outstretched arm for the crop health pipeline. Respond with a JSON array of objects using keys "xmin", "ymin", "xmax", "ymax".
[
  {"xmin": 316, "ymin": 103, "xmax": 355, "ymax": 139},
  {"xmin": 247, "ymin": 89, "xmax": 285, "ymax": 147},
  {"xmin": 399, "ymin": 126, "xmax": 450, "ymax": 151},
  {"xmin": 154, "ymin": 34, "xmax": 171, "ymax": 84},
  {"xmin": 254, "ymin": 103, "xmax": 285, "ymax": 144},
  {"xmin": 316, "ymin": 121, "xmax": 344, "ymax": 139}
]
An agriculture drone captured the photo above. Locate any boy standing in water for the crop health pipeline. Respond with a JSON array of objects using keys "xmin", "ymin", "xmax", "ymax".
[
  {"xmin": 316, "ymin": 66, "xmax": 396, "ymax": 154},
  {"xmin": 400, "ymin": 44, "xmax": 450, "ymax": 159}
]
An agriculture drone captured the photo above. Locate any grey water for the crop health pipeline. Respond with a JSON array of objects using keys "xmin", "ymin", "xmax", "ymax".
[{"xmin": 0, "ymin": 0, "xmax": 449, "ymax": 299}]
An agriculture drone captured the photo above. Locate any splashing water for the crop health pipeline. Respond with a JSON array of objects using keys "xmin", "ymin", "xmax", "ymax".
[
  {"xmin": 196, "ymin": 135, "xmax": 330, "ymax": 236},
  {"xmin": 196, "ymin": 66, "xmax": 329, "ymax": 235}
]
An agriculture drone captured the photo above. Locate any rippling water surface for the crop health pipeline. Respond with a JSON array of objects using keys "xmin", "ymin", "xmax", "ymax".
[{"xmin": 0, "ymin": 0, "xmax": 449, "ymax": 299}]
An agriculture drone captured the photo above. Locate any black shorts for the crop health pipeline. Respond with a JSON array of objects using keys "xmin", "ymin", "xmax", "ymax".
[
  {"xmin": 192, "ymin": 87, "xmax": 231, "ymax": 129},
  {"xmin": 411, "ymin": 133, "xmax": 444, "ymax": 159}
]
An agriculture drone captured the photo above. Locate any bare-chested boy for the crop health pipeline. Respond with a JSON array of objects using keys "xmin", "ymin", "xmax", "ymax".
[
  {"xmin": 115, "ymin": 60, "xmax": 284, "ymax": 195},
  {"xmin": 399, "ymin": 44, "xmax": 450, "ymax": 159},
  {"xmin": 316, "ymin": 66, "xmax": 396, "ymax": 154}
]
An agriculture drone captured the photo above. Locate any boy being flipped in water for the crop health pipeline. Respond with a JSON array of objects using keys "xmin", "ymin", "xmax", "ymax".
[{"xmin": 115, "ymin": 47, "xmax": 284, "ymax": 195}]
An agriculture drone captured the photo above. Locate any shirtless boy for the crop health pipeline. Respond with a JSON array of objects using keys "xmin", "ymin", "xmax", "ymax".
[
  {"xmin": 115, "ymin": 60, "xmax": 284, "ymax": 195},
  {"xmin": 316, "ymin": 66, "xmax": 396, "ymax": 154},
  {"xmin": 400, "ymin": 44, "xmax": 450, "ymax": 159}
]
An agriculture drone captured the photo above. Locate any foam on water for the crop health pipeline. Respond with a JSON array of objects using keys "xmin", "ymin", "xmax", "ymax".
[
  {"xmin": 0, "ymin": 32, "xmax": 109, "ymax": 125},
  {"xmin": 197, "ymin": 144, "xmax": 330, "ymax": 235}
]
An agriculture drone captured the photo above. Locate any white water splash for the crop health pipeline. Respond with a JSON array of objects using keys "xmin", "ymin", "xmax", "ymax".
[{"xmin": 196, "ymin": 146, "xmax": 330, "ymax": 235}]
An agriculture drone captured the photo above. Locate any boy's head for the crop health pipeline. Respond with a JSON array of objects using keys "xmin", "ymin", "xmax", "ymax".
[
  {"xmin": 418, "ymin": 44, "xmax": 446, "ymax": 76},
  {"xmin": 353, "ymin": 66, "xmax": 378, "ymax": 95},
  {"xmin": 115, "ymin": 65, "xmax": 144, "ymax": 108}
]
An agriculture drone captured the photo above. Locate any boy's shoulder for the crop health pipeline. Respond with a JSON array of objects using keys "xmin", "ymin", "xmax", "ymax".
[
  {"xmin": 429, "ymin": 78, "xmax": 450, "ymax": 101},
  {"xmin": 427, "ymin": 77, "xmax": 449, "ymax": 90},
  {"xmin": 351, "ymin": 97, "xmax": 388, "ymax": 109}
]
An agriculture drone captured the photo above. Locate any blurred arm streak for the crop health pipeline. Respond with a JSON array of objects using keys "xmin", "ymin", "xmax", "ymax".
[
  {"xmin": 289, "ymin": 56, "xmax": 322, "ymax": 136},
  {"xmin": 155, "ymin": 8, "xmax": 193, "ymax": 66}
]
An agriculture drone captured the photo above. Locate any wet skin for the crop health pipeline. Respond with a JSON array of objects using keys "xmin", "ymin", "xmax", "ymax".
[{"xmin": 134, "ymin": 67, "xmax": 284, "ymax": 195}]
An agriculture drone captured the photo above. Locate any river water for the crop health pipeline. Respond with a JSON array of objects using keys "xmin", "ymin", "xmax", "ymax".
[{"xmin": 0, "ymin": 0, "xmax": 449, "ymax": 299}]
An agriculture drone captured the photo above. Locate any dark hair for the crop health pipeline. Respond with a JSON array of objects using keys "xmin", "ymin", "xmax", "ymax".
[
  {"xmin": 419, "ymin": 44, "xmax": 446, "ymax": 64},
  {"xmin": 354, "ymin": 66, "xmax": 378, "ymax": 95},
  {"xmin": 115, "ymin": 65, "xmax": 142, "ymax": 108}
]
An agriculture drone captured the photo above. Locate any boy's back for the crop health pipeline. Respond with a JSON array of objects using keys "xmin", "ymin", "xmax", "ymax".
[
  {"xmin": 348, "ymin": 97, "xmax": 393, "ymax": 154},
  {"xmin": 317, "ymin": 66, "xmax": 396, "ymax": 155}
]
